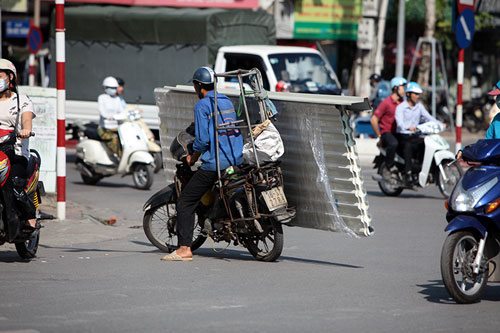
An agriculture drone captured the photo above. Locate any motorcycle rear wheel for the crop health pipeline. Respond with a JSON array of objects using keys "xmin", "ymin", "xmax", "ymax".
[
  {"xmin": 15, "ymin": 229, "xmax": 40, "ymax": 259},
  {"xmin": 81, "ymin": 172, "xmax": 102, "ymax": 185},
  {"xmin": 143, "ymin": 203, "xmax": 206, "ymax": 253},
  {"xmin": 440, "ymin": 231, "xmax": 488, "ymax": 304},
  {"xmin": 377, "ymin": 161, "xmax": 403, "ymax": 196},
  {"xmin": 133, "ymin": 164, "xmax": 154, "ymax": 190},
  {"xmin": 437, "ymin": 160, "xmax": 463, "ymax": 198},
  {"xmin": 152, "ymin": 152, "xmax": 163, "ymax": 174},
  {"xmin": 246, "ymin": 209, "xmax": 284, "ymax": 262}
]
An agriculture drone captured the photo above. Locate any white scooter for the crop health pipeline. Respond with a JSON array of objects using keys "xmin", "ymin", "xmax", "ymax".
[
  {"xmin": 372, "ymin": 122, "xmax": 463, "ymax": 198},
  {"xmin": 75, "ymin": 110, "xmax": 154, "ymax": 190}
]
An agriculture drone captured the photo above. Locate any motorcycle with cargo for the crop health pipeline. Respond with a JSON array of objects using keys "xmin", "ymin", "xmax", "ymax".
[{"xmin": 143, "ymin": 69, "xmax": 295, "ymax": 262}]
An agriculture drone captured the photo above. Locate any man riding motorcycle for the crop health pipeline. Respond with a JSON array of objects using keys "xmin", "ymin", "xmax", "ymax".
[
  {"xmin": 370, "ymin": 77, "xmax": 407, "ymax": 169},
  {"xmin": 395, "ymin": 82, "xmax": 443, "ymax": 187},
  {"xmin": 160, "ymin": 66, "xmax": 244, "ymax": 261}
]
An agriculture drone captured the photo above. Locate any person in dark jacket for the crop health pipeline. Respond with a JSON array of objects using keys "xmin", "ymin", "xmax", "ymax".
[{"xmin": 161, "ymin": 67, "xmax": 244, "ymax": 261}]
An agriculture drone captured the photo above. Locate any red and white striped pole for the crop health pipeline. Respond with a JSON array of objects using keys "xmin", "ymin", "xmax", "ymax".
[
  {"xmin": 56, "ymin": 0, "xmax": 66, "ymax": 220},
  {"xmin": 455, "ymin": 49, "xmax": 464, "ymax": 152}
]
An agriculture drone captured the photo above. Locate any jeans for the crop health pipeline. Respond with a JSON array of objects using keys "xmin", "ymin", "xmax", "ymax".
[{"xmin": 176, "ymin": 169, "xmax": 218, "ymax": 247}]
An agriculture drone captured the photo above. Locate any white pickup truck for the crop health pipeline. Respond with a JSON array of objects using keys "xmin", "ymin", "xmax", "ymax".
[{"xmin": 66, "ymin": 45, "xmax": 341, "ymax": 135}]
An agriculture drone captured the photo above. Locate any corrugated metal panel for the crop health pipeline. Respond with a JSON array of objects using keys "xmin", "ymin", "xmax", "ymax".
[{"xmin": 155, "ymin": 86, "xmax": 373, "ymax": 237}]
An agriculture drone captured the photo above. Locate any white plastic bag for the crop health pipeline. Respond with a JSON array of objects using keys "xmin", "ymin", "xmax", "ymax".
[{"xmin": 242, "ymin": 121, "xmax": 284, "ymax": 164}]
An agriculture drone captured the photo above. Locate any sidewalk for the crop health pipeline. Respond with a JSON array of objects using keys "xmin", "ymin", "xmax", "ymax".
[
  {"xmin": 36, "ymin": 194, "xmax": 141, "ymax": 248},
  {"xmin": 355, "ymin": 128, "xmax": 486, "ymax": 164}
]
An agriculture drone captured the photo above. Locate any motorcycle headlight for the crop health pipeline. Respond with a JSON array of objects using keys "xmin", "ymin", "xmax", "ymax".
[{"xmin": 451, "ymin": 176, "xmax": 498, "ymax": 212}]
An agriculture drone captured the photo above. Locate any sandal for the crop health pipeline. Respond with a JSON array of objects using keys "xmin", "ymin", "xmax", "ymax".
[{"xmin": 21, "ymin": 221, "xmax": 42, "ymax": 234}]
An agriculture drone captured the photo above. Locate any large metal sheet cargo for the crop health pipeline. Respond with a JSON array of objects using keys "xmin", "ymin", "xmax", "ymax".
[{"xmin": 155, "ymin": 86, "xmax": 373, "ymax": 237}]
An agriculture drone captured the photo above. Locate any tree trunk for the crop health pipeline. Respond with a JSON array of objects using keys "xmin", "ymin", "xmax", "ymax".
[{"xmin": 417, "ymin": 0, "xmax": 436, "ymax": 89}]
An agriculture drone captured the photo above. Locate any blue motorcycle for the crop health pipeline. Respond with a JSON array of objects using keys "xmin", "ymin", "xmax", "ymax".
[{"xmin": 441, "ymin": 139, "xmax": 500, "ymax": 303}]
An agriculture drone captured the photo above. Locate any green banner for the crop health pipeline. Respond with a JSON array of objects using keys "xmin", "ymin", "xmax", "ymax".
[{"xmin": 293, "ymin": 0, "xmax": 362, "ymax": 40}]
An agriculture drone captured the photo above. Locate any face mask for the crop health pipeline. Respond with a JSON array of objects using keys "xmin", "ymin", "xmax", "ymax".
[
  {"xmin": 105, "ymin": 87, "xmax": 117, "ymax": 96},
  {"xmin": 496, "ymin": 95, "xmax": 500, "ymax": 110},
  {"xmin": 0, "ymin": 79, "xmax": 8, "ymax": 93}
]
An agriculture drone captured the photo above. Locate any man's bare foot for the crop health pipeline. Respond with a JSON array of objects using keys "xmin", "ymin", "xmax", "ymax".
[
  {"xmin": 175, "ymin": 246, "xmax": 193, "ymax": 258},
  {"xmin": 28, "ymin": 218, "xmax": 36, "ymax": 228}
]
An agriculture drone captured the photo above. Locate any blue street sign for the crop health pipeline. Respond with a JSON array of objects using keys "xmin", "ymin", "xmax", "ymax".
[
  {"xmin": 27, "ymin": 26, "xmax": 43, "ymax": 54},
  {"xmin": 5, "ymin": 20, "xmax": 30, "ymax": 38},
  {"xmin": 456, "ymin": 9, "xmax": 475, "ymax": 49}
]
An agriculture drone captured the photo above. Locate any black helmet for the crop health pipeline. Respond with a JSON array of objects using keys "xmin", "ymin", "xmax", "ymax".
[
  {"xmin": 170, "ymin": 129, "xmax": 195, "ymax": 161},
  {"xmin": 192, "ymin": 66, "xmax": 215, "ymax": 85},
  {"xmin": 369, "ymin": 73, "xmax": 381, "ymax": 82}
]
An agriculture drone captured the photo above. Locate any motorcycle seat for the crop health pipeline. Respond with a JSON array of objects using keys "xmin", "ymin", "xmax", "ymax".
[{"xmin": 84, "ymin": 127, "xmax": 101, "ymax": 141}]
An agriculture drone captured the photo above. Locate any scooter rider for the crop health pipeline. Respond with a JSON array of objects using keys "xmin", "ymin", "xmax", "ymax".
[
  {"xmin": 395, "ymin": 82, "xmax": 442, "ymax": 187},
  {"xmin": 456, "ymin": 79, "xmax": 500, "ymax": 160},
  {"xmin": 370, "ymin": 77, "xmax": 407, "ymax": 169},
  {"xmin": 161, "ymin": 66, "xmax": 244, "ymax": 261},
  {"xmin": 97, "ymin": 76, "xmax": 125, "ymax": 158},
  {"xmin": 0, "ymin": 59, "xmax": 37, "ymax": 231}
]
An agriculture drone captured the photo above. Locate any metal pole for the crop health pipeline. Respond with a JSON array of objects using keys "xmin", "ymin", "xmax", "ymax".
[
  {"xmin": 456, "ymin": 49, "xmax": 464, "ymax": 152},
  {"xmin": 0, "ymin": 8, "xmax": 2, "ymax": 58},
  {"xmin": 56, "ymin": 0, "xmax": 66, "ymax": 220},
  {"xmin": 374, "ymin": 0, "xmax": 389, "ymax": 75},
  {"xmin": 395, "ymin": 0, "xmax": 406, "ymax": 77},
  {"xmin": 431, "ymin": 39, "xmax": 437, "ymax": 118},
  {"xmin": 29, "ymin": 0, "xmax": 41, "ymax": 86}
]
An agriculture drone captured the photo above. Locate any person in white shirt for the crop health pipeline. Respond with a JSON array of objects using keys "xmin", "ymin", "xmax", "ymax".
[
  {"xmin": 97, "ymin": 76, "xmax": 124, "ymax": 157},
  {"xmin": 0, "ymin": 59, "xmax": 37, "ymax": 231}
]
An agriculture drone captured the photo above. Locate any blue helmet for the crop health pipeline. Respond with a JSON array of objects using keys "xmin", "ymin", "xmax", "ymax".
[
  {"xmin": 192, "ymin": 66, "xmax": 215, "ymax": 85},
  {"xmin": 390, "ymin": 77, "xmax": 407, "ymax": 89},
  {"xmin": 405, "ymin": 82, "xmax": 423, "ymax": 94}
]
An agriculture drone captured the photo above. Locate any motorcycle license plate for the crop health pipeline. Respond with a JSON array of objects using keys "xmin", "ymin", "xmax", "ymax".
[{"xmin": 262, "ymin": 186, "xmax": 287, "ymax": 211}]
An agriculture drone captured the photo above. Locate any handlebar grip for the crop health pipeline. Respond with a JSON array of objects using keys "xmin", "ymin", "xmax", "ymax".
[{"xmin": 16, "ymin": 132, "xmax": 35, "ymax": 138}]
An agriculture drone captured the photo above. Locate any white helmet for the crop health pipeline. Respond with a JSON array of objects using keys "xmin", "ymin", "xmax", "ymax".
[
  {"xmin": 102, "ymin": 76, "xmax": 119, "ymax": 88},
  {"xmin": 0, "ymin": 59, "xmax": 17, "ymax": 79}
]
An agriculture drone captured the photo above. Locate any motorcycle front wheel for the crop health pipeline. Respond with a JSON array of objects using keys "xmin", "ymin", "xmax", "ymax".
[
  {"xmin": 15, "ymin": 229, "xmax": 40, "ymax": 259},
  {"xmin": 377, "ymin": 161, "xmax": 403, "ymax": 196},
  {"xmin": 440, "ymin": 231, "xmax": 488, "ymax": 304},
  {"xmin": 437, "ymin": 160, "xmax": 463, "ymax": 198},
  {"xmin": 133, "ymin": 164, "xmax": 154, "ymax": 190},
  {"xmin": 143, "ymin": 203, "xmax": 206, "ymax": 253}
]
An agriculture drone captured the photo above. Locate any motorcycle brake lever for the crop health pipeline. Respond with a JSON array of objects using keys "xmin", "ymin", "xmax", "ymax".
[{"xmin": 447, "ymin": 159, "xmax": 458, "ymax": 167}]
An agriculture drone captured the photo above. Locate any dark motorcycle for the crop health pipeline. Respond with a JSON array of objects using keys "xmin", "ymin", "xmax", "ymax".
[
  {"xmin": 143, "ymin": 156, "xmax": 295, "ymax": 262},
  {"xmin": 0, "ymin": 134, "xmax": 45, "ymax": 259},
  {"xmin": 441, "ymin": 139, "xmax": 500, "ymax": 303}
]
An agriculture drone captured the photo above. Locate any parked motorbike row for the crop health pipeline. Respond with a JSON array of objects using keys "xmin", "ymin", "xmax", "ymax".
[{"xmin": 75, "ymin": 108, "xmax": 162, "ymax": 190}]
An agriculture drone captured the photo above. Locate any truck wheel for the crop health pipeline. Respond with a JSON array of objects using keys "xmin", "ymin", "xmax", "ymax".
[{"xmin": 133, "ymin": 164, "xmax": 153, "ymax": 190}]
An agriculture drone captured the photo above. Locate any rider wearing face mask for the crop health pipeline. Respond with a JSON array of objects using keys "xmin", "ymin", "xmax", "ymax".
[
  {"xmin": 97, "ymin": 76, "xmax": 125, "ymax": 158},
  {"xmin": 0, "ymin": 59, "xmax": 37, "ymax": 231},
  {"xmin": 161, "ymin": 66, "xmax": 244, "ymax": 261}
]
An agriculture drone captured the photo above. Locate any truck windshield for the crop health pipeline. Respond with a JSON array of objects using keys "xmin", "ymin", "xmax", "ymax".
[{"xmin": 268, "ymin": 53, "xmax": 340, "ymax": 94}]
